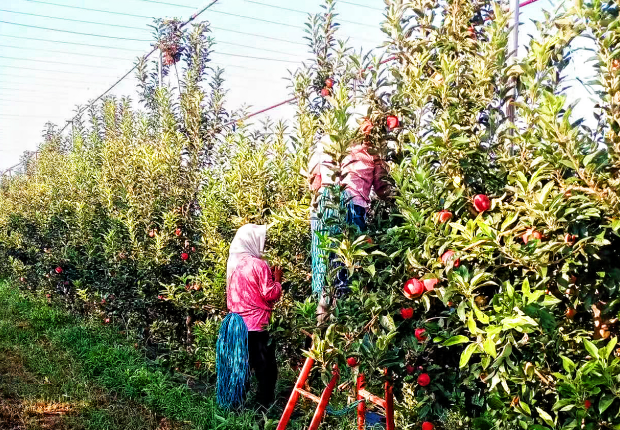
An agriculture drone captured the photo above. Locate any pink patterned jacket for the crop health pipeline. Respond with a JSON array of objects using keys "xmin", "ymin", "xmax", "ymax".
[{"xmin": 226, "ymin": 255, "xmax": 282, "ymax": 331}]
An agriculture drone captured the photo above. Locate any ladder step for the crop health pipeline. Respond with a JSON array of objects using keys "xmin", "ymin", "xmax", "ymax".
[
  {"xmin": 296, "ymin": 388, "xmax": 321, "ymax": 404},
  {"xmin": 358, "ymin": 389, "xmax": 387, "ymax": 409}
]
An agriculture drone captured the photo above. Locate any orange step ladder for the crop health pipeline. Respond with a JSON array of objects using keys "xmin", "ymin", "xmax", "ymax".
[
  {"xmin": 277, "ymin": 356, "xmax": 339, "ymax": 430},
  {"xmin": 356, "ymin": 370, "xmax": 395, "ymax": 430},
  {"xmin": 277, "ymin": 356, "xmax": 395, "ymax": 430}
]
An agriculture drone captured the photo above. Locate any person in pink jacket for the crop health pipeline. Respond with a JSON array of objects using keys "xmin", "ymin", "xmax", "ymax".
[{"xmin": 226, "ymin": 224, "xmax": 282, "ymax": 408}]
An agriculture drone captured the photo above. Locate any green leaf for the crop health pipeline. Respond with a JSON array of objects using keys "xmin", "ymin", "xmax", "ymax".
[
  {"xmin": 442, "ymin": 335, "xmax": 470, "ymax": 346},
  {"xmin": 379, "ymin": 314, "xmax": 396, "ymax": 331},
  {"xmin": 560, "ymin": 355, "xmax": 576, "ymax": 373},
  {"xmin": 536, "ymin": 407, "xmax": 555, "ymax": 427},
  {"xmin": 599, "ymin": 394, "xmax": 615, "ymax": 414},
  {"xmin": 483, "ymin": 336, "xmax": 497, "ymax": 358},
  {"xmin": 583, "ymin": 339, "xmax": 600, "ymax": 359},
  {"xmin": 467, "ymin": 312, "xmax": 477, "ymax": 334},
  {"xmin": 472, "ymin": 300, "xmax": 490, "ymax": 324},
  {"xmin": 604, "ymin": 337, "xmax": 618, "ymax": 360},
  {"xmin": 459, "ymin": 342, "xmax": 478, "ymax": 368}
]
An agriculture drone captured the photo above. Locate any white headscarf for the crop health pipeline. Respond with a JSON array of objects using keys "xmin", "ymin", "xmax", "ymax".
[{"xmin": 226, "ymin": 224, "xmax": 267, "ymax": 286}]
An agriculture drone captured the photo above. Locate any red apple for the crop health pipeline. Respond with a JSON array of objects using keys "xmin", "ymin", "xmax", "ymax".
[
  {"xmin": 181, "ymin": 253, "xmax": 189, "ymax": 261},
  {"xmin": 320, "ymin": 88, "xmax": 330, "ymax": 97},
  {"xmin": 422, "ymin": 423, "xmax": 434, "ymax": 430},
  {"xmin": 417, "ymin": 373, "xmax": 431, "ymax": 386},
  {"xmin": 386, "ymin": 115, "xmax": 399, "ymax": 130},
  {"xmin": 584, "ymin": 399, "xmax": 592, "ymax": 409},
  {"xmin": 437, "ymin": 210, "xmax": 452, "ymax": 223},
  {"xmin": 347, "ymin": 357, "xmax": 358, "ymax": 367},
  {"xmin": 565, "ymin": 233, "xmax": 577, "ymax": 246},
  {"xmin": 441, "ymin": 250, "xmax": 460, "ymax": 267},
  {"xmin": 473, "ymin": 194, "xmax": 491, "ymax": 212},
  {"xmin": 55, "ymin": 267, "xmax": 63, "ymax": 274},
  {"xmin": 325, "ymin": 78, "xmax": 334, "ymax": 88},
  {"xmin": 401, "ymin": 308, "xmax": 414, "ymax": 320},
  {"xmin": 423, "ymin": 278, "xmax": 439, "ymax": 291},
  {"xmin": 523, "ymin": 228, "xmax": 542, "ymax": 244},
  {"xmin": 415, "ymin": 328, "xmax": 428, "ymax": 342},
  {"xmin": 360, "ymin": 118, "xmax": 373, "ymax": 136},
  {"xmin": 404, "ymin": 278, "xmax": 425, "ymax": 299}
]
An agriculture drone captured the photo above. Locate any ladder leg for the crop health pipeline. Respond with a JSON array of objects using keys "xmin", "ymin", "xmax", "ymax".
[
  {"xmin": 356, "ymin": 373, "xmax": 366, "ymax": 430},
  {"xmin": 307, "ymin": 365, "xmax": 339, "ymax": 430},
  {"xmin": 277, "ymin": 357, "xmax": 314, "ymax": 430},
  {"xmin": 384, "ymin": 369, "xmax": 395, "ymax": 430}
]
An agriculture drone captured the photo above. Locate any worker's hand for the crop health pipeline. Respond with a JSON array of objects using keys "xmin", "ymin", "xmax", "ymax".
[{"xmin": 272, "ymin": 266, "xmax": 283, "ymax": 283}]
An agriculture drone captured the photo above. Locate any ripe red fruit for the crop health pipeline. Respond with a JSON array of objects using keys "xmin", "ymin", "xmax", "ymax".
[
  {"xmin": 473, "ymin": 194, "xmax": 491, "ymax": 213},
  {"xmin": 403, "ymin": 278, "xmax": 425, "ymax": 299},
  {"xmin": 522, "ymin": 228, "xmax": 542, "ymax": 244},
  {"xmin": 181, "ymin": 253, "xmax": 189, "ymax": 261},
  {"xmin": 400, "ymin": 308, "xmax": 414, "ymax": 320},
  {"xmin": 360, "ymin": 118, "xmax": 373, "ymax": 136},
  {"xmin": 422, "ymin": 422, "xmax": 434, "ymax": 430},
  {"xmin": 584, "ymin": 399, "xmax": 592, "ymax": 409},
  {"xmin": 565, "ymin": 233, "xmax": 577, "ymax": 246},
  {"xmin": 423, "ymin": 278, "xmax": 439, "ymax": 291},
  {"xmin": 415, "ymin": 328, "xmax": 428, "ymax": 342},
  {"xmin": 437, "ymin": 210, "xmax": 452, "ymax": 224},
  {"xmin": 54, "ymin": 267, "xmax": 63, "ymax": 274},
  {"xmin": 565, "ymin": 308, "xmax": 577, "ymax": 320},
  {"xmin": 175, "ymin": 228, "xmax": 182, "ymax": 236},
  {"xmin": 320, "ymin": 88, "xmax": 330, "ymax": 97},
  {"xmin": 417, "ymin": 373, "xmax": 431, "ymax": 386},
  {"xmin": 347, "ymin": 357, "xmax": 358, "ymax": 367},
  {"xmin": 406, "ymin": 364, "xmax": 415, "ymax": 374},
  {"xmin": 441, "ymin": 250, "xmax": 460, "ymax": 268},
  {"xmin": 325, "ymin": 78, "xmax": 334, "ymax": 88},
  {"xmin": 386, "ymin": 115, "xmax": 399, "ymax": 130}
]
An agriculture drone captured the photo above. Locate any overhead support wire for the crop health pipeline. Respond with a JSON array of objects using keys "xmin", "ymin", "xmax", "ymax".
[
  {"xmin": 58, "ymin": 0, "xmax": 222, "ymax": 134},
  {"xmin": 0, "ymin": 21, "xmax": 151, "ymax": 41}
]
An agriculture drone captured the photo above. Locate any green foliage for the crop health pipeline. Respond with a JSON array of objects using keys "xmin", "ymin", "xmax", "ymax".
[{"xmin": 2, "ymin": 1, "xmax": 620, "ymax": 429}]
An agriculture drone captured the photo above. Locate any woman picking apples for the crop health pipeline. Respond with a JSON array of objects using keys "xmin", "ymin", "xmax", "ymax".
[
  {"xmin": 216, "ymin": 224, "xmax": 283, "ymax": 410},
  {"xmin": 308, "ymin": 111, "xmax": 393, "ymax": 319}
]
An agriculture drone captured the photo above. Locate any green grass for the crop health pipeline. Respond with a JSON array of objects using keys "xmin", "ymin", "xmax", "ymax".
[
  {"xmin": 0, "ymin": 280, "xmax": 363, "ymax": 430},
  {"xmin": 0, "ymin": 280, "xmax": 272, "ymax": 430}
]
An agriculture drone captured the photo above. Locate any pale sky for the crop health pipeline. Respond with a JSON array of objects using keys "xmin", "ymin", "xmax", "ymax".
[{"xmin": 0, "ymin": 0, "xmax": 578, "ymax": 171}]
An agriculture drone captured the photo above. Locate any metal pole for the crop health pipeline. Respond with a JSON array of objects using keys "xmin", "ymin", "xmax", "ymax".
[{"xmin": 507, "ymin": 0, "xmax": 520, "ymax": 123}]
